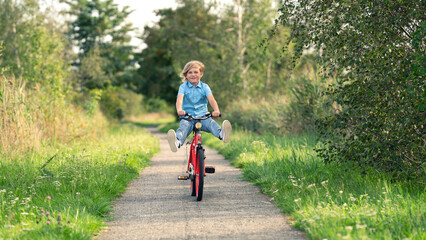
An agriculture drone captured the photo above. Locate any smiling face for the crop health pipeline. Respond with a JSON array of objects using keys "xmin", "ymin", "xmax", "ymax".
[{"xmin": 185, "ymin": 67, "xmax": 203, "ymax": 86}]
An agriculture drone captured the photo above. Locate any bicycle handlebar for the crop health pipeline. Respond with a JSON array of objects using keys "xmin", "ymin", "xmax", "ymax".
[{"xmin": 181, "ymin": 112, "xmax": 221, "ymax": 120}]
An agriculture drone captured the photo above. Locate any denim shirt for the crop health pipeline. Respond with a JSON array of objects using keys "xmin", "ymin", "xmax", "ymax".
[{"xmin": 178, "ymin": 81, "xmax": 212, "ymax": 117}]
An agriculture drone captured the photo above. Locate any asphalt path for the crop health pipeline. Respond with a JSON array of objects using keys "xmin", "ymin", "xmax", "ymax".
[{"xmin": 97, "ymin": 126, "xmax": 305, "ymax": 240}]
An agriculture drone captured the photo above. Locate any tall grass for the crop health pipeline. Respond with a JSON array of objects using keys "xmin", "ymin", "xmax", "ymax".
[
  {"xmin": 179, "ymin": 126, "xmax": 425, "ymax": 239},
  {"xmin": 0, "ymin": 76, "xmax": 106, "ymax": 154},
  {"xmin": 0, "ymin": 123, "xmax": 159, "ymax": 239}
]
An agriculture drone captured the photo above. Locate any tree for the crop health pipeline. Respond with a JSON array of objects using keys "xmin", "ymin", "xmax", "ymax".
[
  {"xmin": 135, "ymin": 0, "xmax": 292, "ymax": 108},
  {"xmin": 0, "ymin": 0, "xmax": 68, "ymax": 89},
  {"xmin": 62, "ymin": 0, "xmax": 135, "ymax": 89},
  {"xmin": 132, "ymin": 8, "xmax": 180, "ymax": 104},
  {"xmin": 278, "ymin": 0, "xmax": 425, "ymax": 179}
]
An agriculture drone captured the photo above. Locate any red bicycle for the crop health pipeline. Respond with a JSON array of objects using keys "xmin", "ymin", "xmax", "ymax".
[{"xmin": 178, "ymin": 113, "xmax": 216, "ymax": 201}]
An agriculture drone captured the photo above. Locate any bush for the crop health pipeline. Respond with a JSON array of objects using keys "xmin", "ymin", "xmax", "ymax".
[
  {"xmin": 225, "ymin": 96, "xmax": 292, "ymax": 135},
  {"xmin": 143, "ymin": 97, "xmax": 174, "ymax": 113},
  {"xmin": 99, "ymin": 87, "xmax": 126, "ymax": 120},
  {"xmin": 278, "ymin": 0, "xmax": 425, "ymax": 180}
]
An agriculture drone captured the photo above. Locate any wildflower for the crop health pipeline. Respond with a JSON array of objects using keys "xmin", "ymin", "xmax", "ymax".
[
  {"xmin": 46, "ymin": 196, "xmax": 51, "ymax": 200},
  {"xmin": 46, "ymin": 211, "xmax": 50, "ymax": 216},
  {"xmin": 294, "ymin": 198, "xmax": 302, "ymax": 202},
  {"xmin": 339, "ymin": 190, "xmax": 343, "ymax": 195},
  {"xmin": 356, "ymin": 223, "xmax": 367, "ymax": 229},
  {"xmin": 345, "ymin": 226, "xmax": 353, "ymax": 231},
  {"xmin": 47, "ymin": 221, "xmax": 51, "ymax": 225}
]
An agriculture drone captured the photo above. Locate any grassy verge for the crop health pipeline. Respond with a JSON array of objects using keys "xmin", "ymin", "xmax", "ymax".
[
  {"xmin": 0, "ymin": 123, "xmax": 159, "ymax": 239},
  {"xmin": 160, "ymin": 123, "xmax": 425, "ymax": 239}
]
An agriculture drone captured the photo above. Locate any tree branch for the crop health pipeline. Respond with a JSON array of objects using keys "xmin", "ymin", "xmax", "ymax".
[{"xmin": 400, "ymin": 26, "xmax": 413, "ymax": 40}]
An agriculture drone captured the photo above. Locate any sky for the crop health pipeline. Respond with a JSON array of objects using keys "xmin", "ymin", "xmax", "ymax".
[{"xmin": 113, "ymin": 0, "xmax": 179, "ymax": 48}]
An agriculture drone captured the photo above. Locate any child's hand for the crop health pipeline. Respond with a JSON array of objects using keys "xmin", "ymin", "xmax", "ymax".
[
  {"xmin": 177, "ymin": 110, "xmax": 186, "ymax": 116},
  {"xmin": 212, "ymin": 111, "xmax": 221, "ymax": 118}
]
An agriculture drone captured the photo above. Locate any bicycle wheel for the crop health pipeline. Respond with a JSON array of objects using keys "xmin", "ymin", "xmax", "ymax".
[
  {"xmin": 189, "ymin": 163, "xmax": 196, "ymax": 196},
  {"xmin": 196, "ymin": 147, "xmax": 204, "ymax": 201},
  {"xmin": 191, "ymin": 177, "xmax": 196, "ymax": 196}
]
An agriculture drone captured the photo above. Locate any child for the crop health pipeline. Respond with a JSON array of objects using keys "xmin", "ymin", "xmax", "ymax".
[{"xmin": 167, "ymin": 60, "xmax": 232, "ymax": 152}]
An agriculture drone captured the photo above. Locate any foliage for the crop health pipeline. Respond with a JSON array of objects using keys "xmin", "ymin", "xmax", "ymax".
[
  {"xmin": 186, "ymin": 126, "xmax": 425, "ymax": 240},
  {"xmin": 62, "ymin": 0, "xmax": 135, "ymax": 88},
  {"xmin": 225, "ymin": 95, "xmax": 290, "ymax": 135},
  {"xmin": 134, "ymin": 0, "xmax": 295, "ymax": 109},
  {"xmin": 77, "ymin": 46, "xmax": 110, "ymax": 90},
  {"xmin": 225, "ymin": 54, "xmax": 332, "ymax": 135},
  {"xmin": 277, "ymin": 0, "xmax": 425, "ymax": 179},
  {"xmin": 99, "ymin": 87, "xmax": 126, "ymax": 120},
  {"xmin": 0, "ymin": 0, "xmax": 68, "ymax": 91},
  {"xmin": 133, "ymin": 9, "xmax": 181, "ymax": 104},
  {"xmin": 0, "ymin": 75, "xmax": 107, "ymax": 154},
  {"xmin": 118, "ymin": 89, "xmax": 146, "ymax": 117},
  {"xmin": 0, "ymin": 124, "xmax": 158, "ymax": 239}
]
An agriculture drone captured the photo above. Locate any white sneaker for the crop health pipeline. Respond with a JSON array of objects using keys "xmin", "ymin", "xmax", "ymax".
[
  {"xmin": 167, "ymin": 129, "xmax": 178, "ymax": 152},
  {"xmin": 221, "ymin": 120, "xmax": 232, "ymax": 143}
]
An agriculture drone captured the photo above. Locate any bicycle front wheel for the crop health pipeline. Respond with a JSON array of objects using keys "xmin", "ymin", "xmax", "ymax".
[{"xmin": 196, "ymin": 147, "xmax": 204, "ymax": 201}]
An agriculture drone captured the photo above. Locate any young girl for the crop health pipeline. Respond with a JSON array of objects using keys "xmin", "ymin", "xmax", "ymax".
[{"xmin": 167, "ymin": 60, "xmax": 232, "ymax": 152}]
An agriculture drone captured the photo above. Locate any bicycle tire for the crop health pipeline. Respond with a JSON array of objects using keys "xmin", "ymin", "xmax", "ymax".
[
  {"xmin": 191, "ymin": 177, "xmax": 196, "ymax": 196},
  {"xmin": 196, "ymin": 147, "xmax": 204, "ymax": 201}
]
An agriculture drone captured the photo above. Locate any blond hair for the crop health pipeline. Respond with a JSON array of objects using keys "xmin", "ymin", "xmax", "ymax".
[{"xmin": 180, "ymin": 60, "xmax": 205, "ymax": 82}]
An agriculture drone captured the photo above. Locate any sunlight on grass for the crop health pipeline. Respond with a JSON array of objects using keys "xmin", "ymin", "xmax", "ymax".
[
  {"xmin": 123, "ymin": 112, "xmax": 175, "ymax": 125},
  {"xmin": 159, "ymin": 122, "xmax": 426, "ymax": 240},
  {"xmin": 0, "ymin": 123, "xmax": 159, "ymax": 239}
]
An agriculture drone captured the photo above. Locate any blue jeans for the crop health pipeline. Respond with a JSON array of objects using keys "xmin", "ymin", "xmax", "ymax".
[{"xmin": 176, "ymin": 118, "xmax": 222, "ymax": 146}]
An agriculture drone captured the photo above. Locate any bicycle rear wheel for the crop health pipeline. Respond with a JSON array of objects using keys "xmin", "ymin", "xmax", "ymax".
[{"xmin": 196, "ymin": 147, "xmax": 204, "ymax": 201}]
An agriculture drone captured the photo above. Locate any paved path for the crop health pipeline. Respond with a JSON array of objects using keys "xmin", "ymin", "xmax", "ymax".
[{"xmin": 97, "ymin": 126, "xmax": 305, "ymax": 240}]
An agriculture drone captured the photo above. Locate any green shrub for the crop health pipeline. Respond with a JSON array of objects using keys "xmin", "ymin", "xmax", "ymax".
[
  {"xmin": 119, "ymin": 90, "xmax": 145, "ymax": 117},
  {"xmin": 143, "ymin": 97, "xmax": 174, "ymax": 113},
  {"xmin": 99, "ymin": 87, "xmax": 126, "ymax": 120},
  {"xmin": 278, "ymin": 0, "xmax": 425, "ymax": 180}
]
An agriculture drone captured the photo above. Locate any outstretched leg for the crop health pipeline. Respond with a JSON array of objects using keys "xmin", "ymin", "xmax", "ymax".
[{"xmin": 201, "ymin": 118, "xmax": 232, "ymax": 143}]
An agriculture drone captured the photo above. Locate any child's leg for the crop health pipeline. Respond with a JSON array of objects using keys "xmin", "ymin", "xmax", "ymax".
[
  {"xmin": 200, "ymin": 118, "xmax": 221, "ymax": 138},
  {"xmin": 176, "ymin": 119, "xmax": 194, "ymax": 146},
  {"xmin": 201, "ymin": 118, "xmax": 232, "ymax": 143}
]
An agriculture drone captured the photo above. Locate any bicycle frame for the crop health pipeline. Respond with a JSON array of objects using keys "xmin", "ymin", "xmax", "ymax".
[
  {"xmin": 188, "ymin": 128, "xmax": 203, "ymax": 180},
  {"xmin": 188, "ymin": 125, "xmax": 204, "ymax": 200},
  {"xmin": 178, "ymin": 113, "xmax": 213, "ymax": 201}
]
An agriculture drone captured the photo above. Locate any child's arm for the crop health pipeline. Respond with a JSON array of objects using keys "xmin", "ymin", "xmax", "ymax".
[
  {"xmin": 207, "ymin": 94, "xmax": 220, "ymax": 117},
  {"xmin": 176, "ymin": 94, "xmax": 186, "ymax": 116}
]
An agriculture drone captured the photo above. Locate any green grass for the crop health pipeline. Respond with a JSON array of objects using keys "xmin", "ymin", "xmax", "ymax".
[
  {"xmin": 0, "ymin": 123, "xmax": 159, "ymax": 239},
  {"xmin": 161, "ymin": 123, "xmax": 426, "ymax": 239}
]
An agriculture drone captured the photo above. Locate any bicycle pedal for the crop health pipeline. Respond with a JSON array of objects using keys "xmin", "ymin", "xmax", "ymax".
[
  {"xmin": 178, "ymin": 176, "xmax": 189, "ymax": 180},
  {"xmin": 205, "ymin": 166, "xmax": 215, "ymax": 174}
]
